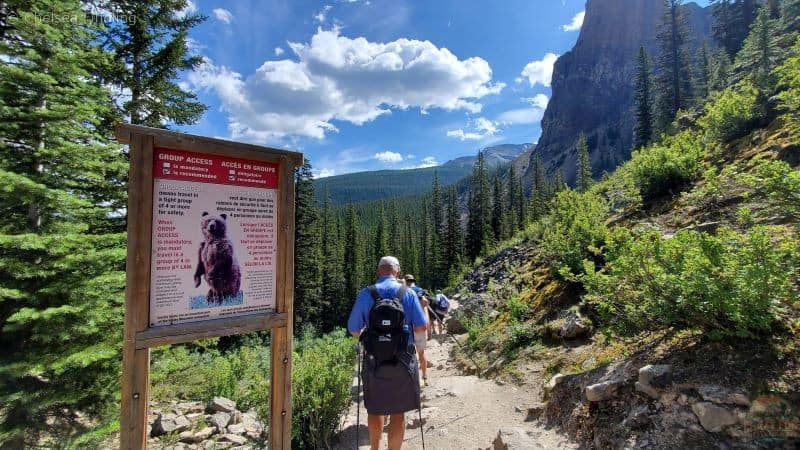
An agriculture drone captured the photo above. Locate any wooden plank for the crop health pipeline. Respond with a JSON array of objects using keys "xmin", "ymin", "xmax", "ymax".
[
  {"xmin": 270, "ymin": 155, "xmax": 297, "ymax": 450},
  {"xmin": 115, "ymin": 123, "xmax": 303, "ymax": 167},
  {"xmin": 120, "ymin": 133, "xmax": 154, "ymax": 450},
  {"xmin": 135, "ymin": 313, "xmax": 287, "ymax": 348}
]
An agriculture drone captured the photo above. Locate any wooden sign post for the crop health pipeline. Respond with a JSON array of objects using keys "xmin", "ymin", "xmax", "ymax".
[{"xmin": 115, "ymin": 124, "xmax": 303, "ymax": 450}]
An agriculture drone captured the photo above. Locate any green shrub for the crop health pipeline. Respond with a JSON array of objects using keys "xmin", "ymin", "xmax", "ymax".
[
  {"xmin": 622, "ymin": 131, "xmax": 706, "ymax": 201},
  {"xmin": 738, "ymin": 157, "xmax": 800, "ymax": 221},
  {"xmin": 540, "ymin": 189, "xmax": 609, "ymax": 278},
  {"xmin": 584, "ymin": 226, "xmax": 798, "ymax": 339},
  {"xmin": 591, "ymin": 169, "xmax": 643, "ymax": 214},
  {"xmin": 698, "ymin": 81, "xmax": 760, "ymax": 144},
  {"xmin": 502, "ymin": 321, "xmax": 539, "ymax": 357},
  {"xmin": 776, "ymin": 36, "xmax": 800, "ymax": 136},
  {"xmin": 291, "ymin": 329, "xmax": 355, "ymax": 450},
  {"xmin": 505, "ymin": 296, "xmax": 529, "ymax": 321}
]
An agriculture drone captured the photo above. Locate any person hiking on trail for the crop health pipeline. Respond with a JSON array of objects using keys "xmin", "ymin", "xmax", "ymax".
[
  {"xmin": 348, "ymin": 256, "xmax": 428, "ymax": 450},
  {"xmin": 430, "ymin": 289, "xmax": 450, "ymax": 335},
  {"xmin": 404, "ymin": 274, "xmax": 431, "ymax": 386}
]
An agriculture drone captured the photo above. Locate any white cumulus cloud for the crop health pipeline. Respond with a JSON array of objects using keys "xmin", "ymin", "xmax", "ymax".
[
  {"xmin": 518, "ymin": 53, "xmax": 559, "ymax": 88},
  {"xmin": 314, "ymin": 168, "xmax": 336, "ymax": 178},
  {"xmin": 187, "ymin": 28, "xmax": 504, "ymax": 141},
  {"xmin": 374, "ymin": 151, "xmax": 404, "ymax": 163},
  {"xmin": 314, "ymin": 5, "xmax": 333, "ymax": 23},
  {"xmin": 562, "ymin": 11, "xmax": 585, "ymax": 32},
  {"xmin": 213, "ymin": 8, "xmax": 234, "ymax": 24},
  {"xmin": 447, "ymin": 117, "xmax": 499, "ymax": 141},
  {"xmin": 497, "ymin": 94, "xmax": 549, "ymax": 125},
  {"xmin": 274, "ymin": 47, "xmax": 285, "ymax": 56},
  {"xmin": 529, "ymin": 93, "xmax": 549, "ymax": 109},
  {"xmin": 404, "ymin": 156, "xmax": 438, "ymax": 169}
]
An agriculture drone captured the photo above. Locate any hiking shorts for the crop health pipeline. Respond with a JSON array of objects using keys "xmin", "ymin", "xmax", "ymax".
[
  {"xmin": 414, "ymin": 331, "xmax": 427, "ymax": 350},
  {"xmin": 361, "ymin": 350, "xmax": 421, "ymax": 415}
]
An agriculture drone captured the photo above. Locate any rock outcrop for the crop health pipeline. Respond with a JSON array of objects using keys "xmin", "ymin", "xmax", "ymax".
[
  {"xmin": 523, "ymin": 0, "xmax": 711, "ymax": 186},
  {"xmin": 147, "ymin": 398, "xmax": 265, "ymax": 450}
]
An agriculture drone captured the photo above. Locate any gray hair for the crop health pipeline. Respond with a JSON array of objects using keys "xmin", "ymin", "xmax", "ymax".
[{"xmin": 377, "ymin": 256, "xmax": 400, "ymax": 270}]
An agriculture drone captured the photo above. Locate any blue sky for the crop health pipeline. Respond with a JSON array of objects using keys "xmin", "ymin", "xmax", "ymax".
[{"xmin": 176, "ymin": 0, "xmax": 595, "ymax": 177}]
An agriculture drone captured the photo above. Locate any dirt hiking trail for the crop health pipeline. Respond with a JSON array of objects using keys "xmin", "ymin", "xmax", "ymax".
[{"xmin": 333, "ymin": 331, "xmax": 578, "ymax": 450}]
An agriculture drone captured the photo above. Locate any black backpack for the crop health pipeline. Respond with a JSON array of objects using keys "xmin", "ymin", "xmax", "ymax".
[{"xmin": 363, "ymin": 284, "xmax": 408, "ymax": 364}]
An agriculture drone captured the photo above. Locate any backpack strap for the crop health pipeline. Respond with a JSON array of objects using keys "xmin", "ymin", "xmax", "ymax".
[
  {"xmin": 367, "ymin": 284, "xmax": 408, "ymax": 303},
  {"xmin": 395, "ymin": 285, "xmax": 408, "ymax": 302},
  {"xmin": 367, "ymin": 284, "xmax": 381, "ymax": 302}
]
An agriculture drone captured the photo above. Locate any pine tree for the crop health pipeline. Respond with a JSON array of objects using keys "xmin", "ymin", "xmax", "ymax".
[
  {"xmin": 418, "ymin": 200, "xmax": 433, "ymax": 286},
  {"xmin": 491, "ymin": 173, "xmax": 505, "ymax": 242},
  {"xmin": 374, "ymin": 202, "xmax": 388, "ymax": 261},
  {"xmin": 294, "ymin": 160, "xmax": 322, "ymax": 329},
  {"xmin": 466, "ymin": 152, "xmax": 491, "ymax": 260},
  {"xmin": 429, "ymin": 172, "xmax": 445, "ymax": 288},
  {"xmin": 319, "ymin": 190, "xmax": 345, "ymax": 331},
  {"xmin": 101, "ymin": 0, "xmax": 206, "ymax": 126},
  {"xmin": 506, "ymin": 165, "xmax": 519, "ymax": 233},
  {"xmin": 655, "ymin": 0, "xmax": 693, "ymax": 127},
  {"xmin": 344, "ymin": 203, "xmax": 361, "ymax": 298},
  {"xmin": 387, "ymin": 200, "xmax": 400, "ymax": 256},
  {"xmin": 444, "ymin": 185, "xmax": 463, "ymax": 277},
  {"xmin": 710, "ymin": 48, "xmax": 733, "ymax": 91},
  {"xmin": 576, "ymin": 133, "xmax": 593, "ymax": 193},
  {"xmin": 633, "ymin": 46, "xmax": 654, "ymax": 149},
  {"xmin": 529, "ymin": 156, "xmax": 547, "ymax": 221},
  {"xmin": 695, "ymin": 42, "xmax": 712, "ymax": 101},
  {"xmin": 735, "ymin": 4, "xmax": 782, "ymax": 90},
  {"xmin": 553, "ymin": 169, "xmax": 567, "ymax": 193},
  {"xmin": 0, "ymin": 0, "xmax": 127, "ymax": 444}
]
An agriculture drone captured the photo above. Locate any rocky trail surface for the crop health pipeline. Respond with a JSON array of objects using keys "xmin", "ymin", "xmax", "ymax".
[{"xmin": 333, "ymin": 327, "xmax": 578, "ymax": 450}]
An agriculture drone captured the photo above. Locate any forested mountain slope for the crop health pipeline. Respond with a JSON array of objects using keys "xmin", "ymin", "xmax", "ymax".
[
  {"xmin": 314, "ymin": 144, "xmax": 529, "ymax": 205},
  {"xmin": 445, "ymin": 32, "xmax": 800, "ymax": 450}
]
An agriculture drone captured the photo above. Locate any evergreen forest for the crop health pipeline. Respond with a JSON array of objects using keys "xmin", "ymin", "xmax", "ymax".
[{"xmin": 1, "ymin": 0, "xmax": 799, "ymax": 448}]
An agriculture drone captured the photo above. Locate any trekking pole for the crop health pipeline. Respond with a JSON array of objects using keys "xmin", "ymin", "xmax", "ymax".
[
  {"xmin": 418, "ymin": 403, "xmax": 426, "ymax": 450},
  {"xmin": 426, "ymin": 305, "xmax": 485, "ymax": 375},
  {"xmin": 355, "ymin": 342, "xmax": 362, "ymax": 450}
]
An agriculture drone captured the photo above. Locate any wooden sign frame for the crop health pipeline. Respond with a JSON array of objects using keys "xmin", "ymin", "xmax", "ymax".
[{"xmin": 115, "ymin": 124, "xmax": 303, "ymax": 450}]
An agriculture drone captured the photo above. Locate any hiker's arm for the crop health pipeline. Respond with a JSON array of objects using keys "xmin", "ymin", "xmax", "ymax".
[
  {"xmin": 347, "ymin": 289, "xmax": 369, "ymax": 337},
  {"xmin": 413, "ymin": 325, "xmax": 427, "ymax": 333}
]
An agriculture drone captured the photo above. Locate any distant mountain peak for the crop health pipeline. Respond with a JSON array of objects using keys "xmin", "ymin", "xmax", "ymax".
[
  {"xmin": 443, "ymin": 143, "xmax": 533, "ymax": 169},
  {"xmin": 315, "ymin": 143, "xmax": 531, "ymax": 205}
]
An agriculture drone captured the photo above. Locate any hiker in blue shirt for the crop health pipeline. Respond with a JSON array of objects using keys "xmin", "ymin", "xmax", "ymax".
[{"xmin": 348, "ymin": 256, "xmax": 427, "ymax": 450}]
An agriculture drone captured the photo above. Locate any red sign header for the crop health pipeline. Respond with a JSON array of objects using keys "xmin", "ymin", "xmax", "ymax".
[{"xmin": 153, "ymin": 148, "xmax": 279, "ymax": 189}]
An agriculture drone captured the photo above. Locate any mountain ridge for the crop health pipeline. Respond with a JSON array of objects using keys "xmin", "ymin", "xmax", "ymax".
[{"xmin": 314, "ymin": 143, "xmax": 530, "ymax": 204}]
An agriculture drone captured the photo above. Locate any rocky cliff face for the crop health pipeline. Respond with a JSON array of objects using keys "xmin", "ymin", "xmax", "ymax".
[{"xmin": 523, "ymin": 0, "xmax": 711, "ymax": 186}]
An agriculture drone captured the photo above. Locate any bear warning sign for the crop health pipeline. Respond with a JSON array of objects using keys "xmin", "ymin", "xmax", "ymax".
[{"xmin": 150, "ymin": 148, "xmax": 279, "ymax": 326}]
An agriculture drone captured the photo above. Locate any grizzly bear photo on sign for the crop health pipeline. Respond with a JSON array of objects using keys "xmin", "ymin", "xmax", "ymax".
[{"xmin": 193, "ymin": 212, "xmax": 242, "ymax": 305}]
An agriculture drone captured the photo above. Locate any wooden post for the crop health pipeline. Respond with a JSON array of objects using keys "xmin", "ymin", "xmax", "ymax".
[
  {"xmin": 270, "ymin": 156, "xmax": 295, "ymax": 450},
  {"xmin": 120, "ymin": 133, "xmax": 154, "ymax": 450}
]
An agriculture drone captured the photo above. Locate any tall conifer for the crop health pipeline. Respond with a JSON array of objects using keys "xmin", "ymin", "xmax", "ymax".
[
  {"xmin": 735, "ymin": 4, "xmax": 781, "ymax": 90},
  {"xmin": 294, "ymin": 160, "xmax": 322, "ymax": 329},
  {"xmin": 0, "ymin": 1, "xmax": 127, "ymax": 444},
  {"xmin": 101, "ymin": 0, "xmax": 206, "ymax": 126},
  {"xmin": 576, "ymin": 134, "xmax": 593, "ymax": 193},
  {"xmin": 344, "ymin": 204, "xmax": 361, "ymax": 298},
  {"xmin": 655, "ymin": 0, "xmax": 693, "ymax": 128},
  {"xmin": 633, "ymin": 46, "xmax": 654, "ymax": 148},
  {"xmin": 466, "ymin": 152, "xmax": 491, "ymax": 260}
]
